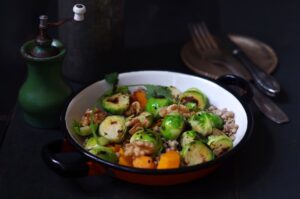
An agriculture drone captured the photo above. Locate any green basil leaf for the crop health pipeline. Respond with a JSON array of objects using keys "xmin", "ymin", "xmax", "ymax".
[
  {"xmin": 144, "ymin": 85, "xmax": 173, "ymax": 100},
  {"xmin": 105, "ymin": 72, "xmax": 118, "ymax": 86}
]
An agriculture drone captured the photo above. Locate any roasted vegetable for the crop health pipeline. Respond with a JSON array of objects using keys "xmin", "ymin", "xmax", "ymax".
[
  {"xmin": 130, "ymin": 130, "xmax": 163, "ymax": 154},
  {"xmin": 89, "ymin": 145, "xmax": 118, "ymax": 163},
  {"xmin": 73, "ymin": 120, "xmax": 93, "ymax": 136},
  {"xmin": 99, "ymin": 115, "xmax": 127, "ymax": 143},
  {"xmin": 145, "ymin": 97, "xmax": 172, "ymax": 117},
  {"xmin": 207, "ymin": 113, "xmax": 224, "ymax": 129},
  {"xmin": 132, "ymin": 89, "xmax": 148, "ymax": 110},
  {"xmin": 181, "ymin": 141, "xmax": 214, "ymax": 166},
  {"xmin": 160, "ymin": 114, "xmax": 185, "ymax": 140},
  {"xmin": 157, "ymin": 150, "xmax": 180, "ymax": 169},
  {"xmin": 84, "ymin": 136, "xmax": 110, "ymax": 150},
  {"xmin": 101, "ymin": 93, "xmax": 130, "ymax": 114},
  {"xmin": 179, "ymin": 88, "xmax": 208, "ymax": 111},
  {"xmin": 207, "ymin": 134, "xmax": 233, "ymax": 156},
  {"xmin": 188, "ymin": 111, "xmax": 224, "ymax": 136},
  {"xmin": 132, "ymin": 156, "xmax": 156, "ymax": 169},
  {"xmin": 74, "ymin": 126, "xmax": 92, "ymax": 136},
  {"xmin": 180, "ymin": 130, "xmax": 198, "ymax": 147},
  {"xmin": 118, "ymin": 148, "xmax": 133, "ymax": 167}
]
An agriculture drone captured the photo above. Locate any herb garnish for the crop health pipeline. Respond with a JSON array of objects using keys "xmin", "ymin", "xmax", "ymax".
[
  {"xmin": 90, "ymin": 110, "xmax": 99, "ymax": 144},
  {"xmin": 104, "ymin": 72, "xmax": 172, "ymax": 100},
  {"xmin": 105, "ymin": 72, "xmax": 118, "ymax": 93},
  {"xmin": 144, "ymin": 85, "xmax": 173, "ymax": 100}
]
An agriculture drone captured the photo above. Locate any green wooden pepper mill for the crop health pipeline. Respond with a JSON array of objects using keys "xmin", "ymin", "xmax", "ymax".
[{"xmin": 18, "ymin": 4, "xmax": 86, "ymax": 128}]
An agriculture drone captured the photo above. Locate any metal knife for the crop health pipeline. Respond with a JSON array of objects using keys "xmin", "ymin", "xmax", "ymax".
[
  {"xmin": 216, "ymin": 58, "xmax": 289, "ymax": 124},
  {"xmin": 218, "ymin": 35, "xmax": 281, "ymax": 97}
]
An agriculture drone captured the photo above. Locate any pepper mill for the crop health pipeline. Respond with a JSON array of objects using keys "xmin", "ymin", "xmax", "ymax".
[{"xmin": 18, "ymin": 4, "xmax": 86, "ymax": 128}]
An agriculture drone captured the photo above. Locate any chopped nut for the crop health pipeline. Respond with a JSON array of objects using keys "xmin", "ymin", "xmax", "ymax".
[
  {"xmin": 124, "ymin": 101, "xmax": 141, "ymax": 116},
  {"xmin": 124, "ymin": 141, "xmax": 155, "ymax": 157},
  {"xmin": 80, "ymin": 108, "xmax": 107, "ymax": 126},
  {"xmin": 159, "ymin": 104, "xmax": 193, "ymax": 117}
]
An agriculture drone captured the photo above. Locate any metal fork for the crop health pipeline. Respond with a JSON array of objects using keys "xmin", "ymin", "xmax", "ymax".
[
  {"xmin": 189, "ymin": 22, "xmax": 289, "ymax": 124},
  {"xmin": 190, "ymin": 22, "xmax": 280, "ymax": 97}
]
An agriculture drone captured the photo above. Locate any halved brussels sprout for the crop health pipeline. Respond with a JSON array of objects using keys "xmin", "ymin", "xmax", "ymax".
[
  {"xmin": 84, "ymin": 137, "xmax": 117, "ymax": 163},
  {"xmin": 99, "ymin": 115, "xmax": 127, "ymax": 143},
  {"xmin": 130, "ymin": 130, "xmax": 163, "ymax": 154},
  {"xmin": 101, "ymin": 93, "xmax": 130, "ymax": 114},
  {"xmin": 84, "ymin": 136, "xmax": 98, "ymax": 150},
  {"xmin": 160, "ymin": 114, "xmax": 185, "ymax": 140},
  {"xmin": 188, "ymin": 112, "xmax": 224, "ymax": 136},
  {"xmin": 84, "ymin": 136, "xmax": 110, "ymax": 150},
  {"xmin": 77, "ymin": 126, "xmax": 92, "ymax": 136},
  {"xmin": 207, "ymin": 113, "xmax": 224, "ymax": 129},
  {"xmin": 145, "ymin": 97, "xmax": 172, "ymax": 117},
  {"xmin": 180, "ymin": 130, "xmax": 197, "ymax": 147},
  {"xmin": 73, "ymin": 121, "xmax": 93, "ymax": 136},
  {"xmin": 89, "ymin": 145, "xmax": 118, "ymax": 163},
  {"xmin": 181, "ymin": 141, "xmax": 214, "ymax": 166},
  {"xmin": 179, "ymin": 88, "xmax": 209, "ymax": 111},
  {"xmin": 207, "ymin": 134, "xmax": 233, "ymax": 156}
]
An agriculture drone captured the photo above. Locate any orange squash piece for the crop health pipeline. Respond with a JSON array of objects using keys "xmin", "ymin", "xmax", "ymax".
[
  {"xmin": 132, "ymin": 156, "xmax": 156, "ymax": 169},
  {"xmin": 132, "ymin": 89, "xmax": 147, "ymax": 109},
  {"xmin": 119, "ymin": 156, "xmax": 133, "ymax": 167},
  {"xmin": 118, "ymin": 148, "xmax": 133, "ymax": 167},
  {"xmin": 157, "ymin": 150, "xmax": 180, "ymax": 169}
]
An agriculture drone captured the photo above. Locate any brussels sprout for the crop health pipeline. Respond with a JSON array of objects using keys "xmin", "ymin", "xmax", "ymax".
[
  {"xmin": 181, "ymin": 141, "xmax": 214, "ymax": 166},
  {"xmin": 78, "ymin": 126, "xmax": 92, "ymax": 136},
  {"xmin": 188, "ymin": 112, "xmax": 224, "ymax": 136},
  {"xmin": 179, "ymin": 88, "xmax": 209, "ymax": 111},
  {"xmin": 98, "ymin": 136, "xmax": 110, "ymax": 146},
  {"xmin": 180, "ymin": 130, "xmax": 198, "ymax": 147},
  {"xmin": 84, "ymin": 136, "xmax": 98, "ymax": 150},
  {"xmin": 73, "ymin": 121, "xmax": 92, "ymax": 136},
  {"xmin": 89, "ymin": 145, "xmax": 118, "ymax": 163},
  {"xmin": 207, "ymin": 134, "xmax": 233, "ymax": 156},
  {"xmin": 160, "ymin": 114, "xmax": 185, "ymax": 140},
  {"xmin": 207, "ymin": 113, "xmax": 224, "ymax": 129},
  {"xmin": 99, "ymin": 115, "xmax": 127, "ymax": 143},
  {"xmin": 84, "ymin": 137, "xmax": 116, "ymax": 163},
  {"xmin": 101, "ymin": 93, "xmax": 130, "ymax": 114},
  {"xmin": 84, "ymin": 136, "xmax": 110, "ymax": 150},
  {"xmin": 145, "ymin": 97, "xmax": 172, "ymax": 117},
  {"xmin": 130, "ymin": 130, "xmax": 163, "ymax": 154}
]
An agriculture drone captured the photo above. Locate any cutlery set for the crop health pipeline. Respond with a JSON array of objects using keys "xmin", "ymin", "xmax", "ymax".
[{"xmin": 188, "ymin": 22, "xmax": 289, "ymax": 124}]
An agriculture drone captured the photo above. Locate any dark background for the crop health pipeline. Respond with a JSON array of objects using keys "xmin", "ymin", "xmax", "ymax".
[
  {"xmin": 2, "ymin": 0, "xmax": 298, "ymax": 114},
  {"xmin": 0, "ymin": 0, "xmax": 299, "ymax": 198}
]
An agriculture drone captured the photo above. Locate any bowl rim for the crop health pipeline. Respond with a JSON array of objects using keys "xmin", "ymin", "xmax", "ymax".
[{"xmin": 62, "ymin": 70, "xmax": 253, "ymax": 175}]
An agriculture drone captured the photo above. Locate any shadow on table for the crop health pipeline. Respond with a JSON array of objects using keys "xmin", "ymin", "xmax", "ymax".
[
  {"xmin": 232, "ymin": 106, "xmax": 275, "ymax": 193},
  {"xmin": 70, "ymin": 164, "xmax": 238, "ymax": 199}
]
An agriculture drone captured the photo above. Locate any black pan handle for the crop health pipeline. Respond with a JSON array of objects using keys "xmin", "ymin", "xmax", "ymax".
[
  {"xmin": 217, "ymin": 74, "xmax": 253, "ymax": 102},
  {"xmin": 42, "ymin": 139, "xmax": 90, "ymax": 177}
]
